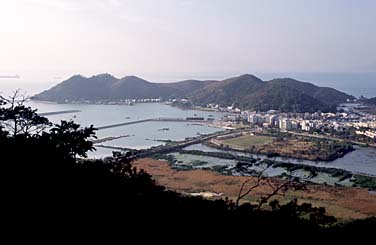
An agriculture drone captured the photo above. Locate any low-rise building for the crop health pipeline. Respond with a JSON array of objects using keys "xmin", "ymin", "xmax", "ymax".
[
  {"xmin": 356, "ymin": 130, "xmax": 376, "ymax": 139},
  {"xmin": 279, "ymin": 118, "xmax": 292, "ymax": 130}
]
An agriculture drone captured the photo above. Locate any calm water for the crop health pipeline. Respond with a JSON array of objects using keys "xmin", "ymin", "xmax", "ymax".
[
  {"xmin": 26, "ymin": 101, "xmax": 225, "ymax": 154},
  {"xmin": 184, "ymin": 144, "xmax": 376, "ymax": 175}
]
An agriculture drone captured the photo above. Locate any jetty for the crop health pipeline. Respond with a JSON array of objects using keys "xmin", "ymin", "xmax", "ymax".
[
  {"xmin": 96, "ymin": 117, "xmax": 211, "ymax": 130},
  {"xmin": 39, "ymin": 110, "xmax": 81, "ymax": 116}
]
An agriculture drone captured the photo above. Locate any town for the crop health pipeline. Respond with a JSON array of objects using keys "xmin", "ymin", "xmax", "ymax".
[
  {"xmin": 48, "ymin": 96, "xmax": 376, "ymax": 142},
  {"xmin": 202, "ymin": 102, "xmax": 376, "ymax": 142}
]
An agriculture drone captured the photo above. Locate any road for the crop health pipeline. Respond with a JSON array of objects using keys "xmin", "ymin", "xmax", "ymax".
[{"xmin": 136, "ymin": 128, "xmax": 253, "ymax": 157}]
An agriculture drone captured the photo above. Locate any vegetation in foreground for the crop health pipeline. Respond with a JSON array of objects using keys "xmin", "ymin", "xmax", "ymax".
[{"xmin": 1, "ymin": 93, "xmax": 375, "ymax": 236}]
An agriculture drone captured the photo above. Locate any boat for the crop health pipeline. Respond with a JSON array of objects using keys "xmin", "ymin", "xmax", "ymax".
[{"xmin": 158, "ymin": 128, "xmax": 170, "ymax": 131}]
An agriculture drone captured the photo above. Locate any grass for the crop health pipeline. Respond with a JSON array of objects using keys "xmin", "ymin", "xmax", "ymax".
[
  {"xmin": 222, "ymin": 135, "xmax": 274, "ymax": 148},
  {"xmin": 353, "ymin": 175, "xmax": 376, "ymax": 189},
  {"xmin": 134, "ymin": 158, "xmax": 376, "ymax": 220}
]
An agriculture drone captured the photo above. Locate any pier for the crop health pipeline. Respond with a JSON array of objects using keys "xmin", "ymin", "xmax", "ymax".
[
  {"xmin": 39, "ymin": 110, "xmax": 81, "ymax": 116},
  {"xmin": 97, "ymin": 119, "xmax": 153, "ymax": 130},
  {"xmin": 96, "ymin": 117, "xmax": 211, "ymax": 130}
]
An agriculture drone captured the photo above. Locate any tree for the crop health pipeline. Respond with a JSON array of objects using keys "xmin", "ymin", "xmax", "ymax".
[
  {"xmin": 0, "ymin": 91, "xmax": 97, "ymax": 161},
  {"xmin": 44, "ymin": 120, "xmax": 97, "ymax": 159},
  {"xmin": 0, "ymin": 90, "xmax": 50, "ymax": 137},
  {"xmin": 236, "ymin": 169, "xmax": 305, "ymax": 209},
  {"xmin": 255, "ymin": 177, "xmax": 304, "ymax": 210}
]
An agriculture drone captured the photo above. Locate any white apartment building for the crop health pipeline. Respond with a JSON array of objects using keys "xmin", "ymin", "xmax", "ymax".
[{"xmin": 279, "ymin": 118, "xmax": 292, "ymax": 130}]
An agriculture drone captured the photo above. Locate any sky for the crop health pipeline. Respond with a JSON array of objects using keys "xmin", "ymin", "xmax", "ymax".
[{"xmin": 0, "ymin": 0, "xmax": 375, "ymax": 84}]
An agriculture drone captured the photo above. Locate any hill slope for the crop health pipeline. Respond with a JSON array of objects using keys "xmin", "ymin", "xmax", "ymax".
[
  {"xmin": 33, "ymin": 75, "xmax": 213, "ymax": 102},
  {"xmin": 110, "ymin": 76, "xmax": 167, "ymax": 99},
  {"xmin": 365, "ymin": 97, "xmax": 376, "ymax": 105},
  {"xmin": 32, "ymin": 73, "xmax": 354, "ymax": 112},
  {"xmin": 188, "ymin": 75, "xmax": 354, "ymax": 112},
  {"xmin": 33, "ymin": 74, "xmax": 117, "ymax": 102}
]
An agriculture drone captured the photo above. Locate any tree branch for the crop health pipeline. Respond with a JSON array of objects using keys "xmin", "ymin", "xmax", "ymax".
[{"xmin": 235, "ymin": 167, "xmax": 266, "ymax": 207}]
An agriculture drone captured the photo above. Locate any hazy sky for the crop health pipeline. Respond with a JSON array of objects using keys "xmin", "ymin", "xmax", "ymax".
[{"xmin": 1, "ymin": 0, "xmax": 375, "ymax": 83}]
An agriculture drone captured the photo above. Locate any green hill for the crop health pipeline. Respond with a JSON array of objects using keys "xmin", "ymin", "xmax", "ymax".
[
  {"xmin": 33, "ymin": 74, "xmax": 214, "ymax": 103},
  {"xmin": 32, "ymin": 73, "xmax": 355, "ymax": 112},
  {"xmin": 188, "ymin": 75, "xmax": 354, "ymax": 112},
  {"xmin": 365, "ymin": 97, "xmax": 376, "ymax": 105}
]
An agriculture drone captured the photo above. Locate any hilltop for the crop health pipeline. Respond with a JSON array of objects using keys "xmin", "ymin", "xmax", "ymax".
[
  {"xmin": 32, "ymin": 73, "xmax": 214, "ymax": 103},
  {"xmin": 187, "ymin": 74, "xmax": 354, "ymax": 112},
  {"xmin": 32, "ymin": 73, "xmax": 355, "ymax": 112},
  {"xmin": 365, "ymin": 97, "xmax": 376, "ymax": 105}
]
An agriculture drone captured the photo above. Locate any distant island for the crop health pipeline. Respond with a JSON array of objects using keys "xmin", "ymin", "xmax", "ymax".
[
  {"xmin": 0, "ymin": 75, "xmax": 20, "ymax": 79},
  {"xmin": 32, "ymin": 73, "xmax": 355, "ymax": 113}
]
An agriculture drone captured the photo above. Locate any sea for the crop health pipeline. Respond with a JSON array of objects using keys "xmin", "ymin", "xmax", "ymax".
[{"xmin": 0, "ymin": 72, "xmax": 376, "ymax": 175}]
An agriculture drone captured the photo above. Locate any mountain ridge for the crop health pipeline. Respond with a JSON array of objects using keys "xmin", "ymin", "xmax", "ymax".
[{"xmin": 32, "ymin": 73, "xmax": 355, "ymax": 112}]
